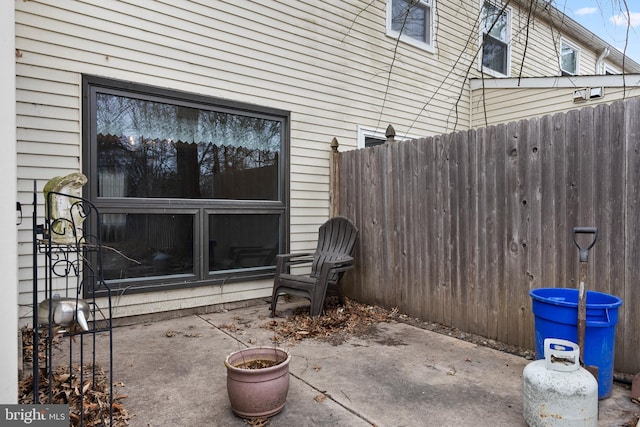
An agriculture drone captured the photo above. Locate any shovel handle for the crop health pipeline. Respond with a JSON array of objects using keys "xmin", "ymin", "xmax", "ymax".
[
  {"xmin": 573, "ymin": 227, "xmax": 597, "ymax": 263},
  {"xmin": 573, "ymin": 227, "xmax": 597, "ymax": 363},
  {"xmin": 578, "ymin": 280, "xmax": 587, "ymax": 361}
]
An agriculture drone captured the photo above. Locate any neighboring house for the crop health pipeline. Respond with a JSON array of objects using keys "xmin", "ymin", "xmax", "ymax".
[
  {"xmin": 4, "ymin": 1, "xmax": 639, "ymax": 401},
  {"xmin": 471, "ymin": 74, "xmax": 640, "ymax": 128}
]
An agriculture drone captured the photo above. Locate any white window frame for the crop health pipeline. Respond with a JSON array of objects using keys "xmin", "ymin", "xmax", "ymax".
[
  {"xmin": 604, "ymin": 63, "xmax": 621, "ymax": 75},
  {"xmin": 386, "ymin": 0, "xmax": 435, "ymax": 53},
  {"xmin": 478, "ymin": 1, "xmax": 511, "ymax": 77},
  {"xmin": 559, "ymin": 38, "xmax": 580, "ymax": 76},
  {"xmin": 357, "ymin": 125, "xmax": 419, "ymax": 149},
  {"xmin": 357, "ymin": 126, "xmax": 386, "ymax": 149}
]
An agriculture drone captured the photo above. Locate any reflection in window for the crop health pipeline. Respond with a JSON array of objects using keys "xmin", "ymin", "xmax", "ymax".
[
  {"xmin": 560, "ymin": 40, "xmax": 579, "ymax": 76},
  {"xmin": 480, "ymin": 2, "xmax": 510, "ymax": 76},
  {"xmin": 96, "ymin": 94, "xmax": 281, "ymax": 200},
  {"xmin": 388, "ymin": 0, "xmax": 433, "ymax": 50},
  {"xmin": 208, "ymin": 214, "xmax": 280, "ymax": 272},
  {"xmin": 365, "ymin": 136, "xmax": 385, "ymax": 147},
  {"xmin": 101, "ymin": 213, "xmax": 194, "ymax": 280},
  {"xmin": 85, "ymin": 76, "xmax": 288, "ymax": 292}
]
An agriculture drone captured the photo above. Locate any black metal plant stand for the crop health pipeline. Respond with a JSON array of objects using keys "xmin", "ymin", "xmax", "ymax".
[{"xmin": 31, "ymin": 183, "xmax": 114, "ymax": 426}]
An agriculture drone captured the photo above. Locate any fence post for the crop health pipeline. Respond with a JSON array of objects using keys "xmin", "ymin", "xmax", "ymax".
[
  {"xmin": 330, "ymin": 137, "xmax": 339, "ymax": 217},
  {"xmin": 386, "ymin": 124, "xmax": 396, "ymax": 143}
]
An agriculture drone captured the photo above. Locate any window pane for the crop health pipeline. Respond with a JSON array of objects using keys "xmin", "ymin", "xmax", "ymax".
[
  {"xmin": 561, "ymin": 45, "xmax": 577, "ymax": 74},
  {"xmin": 208, "ymin": 214, "xmax": 280, "ymax": 272},
  {"xmin": 365, "ymin": 136, "xmax": 385, "ymax": 147},
  {"xmin": 482, "ymin": 3, "xmax": 507, "ymax": 41},
  {"xmin": 482, "ymin": 36, "xmax": 508, "ymax": 74},
  {"xmin": 101, "ymin": 213, "xmax": 194, "ymax": 280},
  {"xmin": 392, "ymin": 0, "xmax": 429, "ymax": 43},
  {"xmin": 97, "ymin": 94, "xmax": 281, "ymax": 200}
]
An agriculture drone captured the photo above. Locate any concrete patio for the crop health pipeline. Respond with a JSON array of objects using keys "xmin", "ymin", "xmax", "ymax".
[{"xmin": 91, "ymin": 299, "xmax": 639, "ymax": 426}]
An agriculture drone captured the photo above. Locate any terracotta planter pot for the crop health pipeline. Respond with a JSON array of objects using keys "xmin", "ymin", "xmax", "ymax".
[{"xmin": 224, "ymin": 347, "xmax": 291, "ymax": 418}]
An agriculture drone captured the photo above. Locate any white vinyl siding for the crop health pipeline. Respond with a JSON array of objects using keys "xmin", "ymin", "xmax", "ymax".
[
  {"xmin": 470, "ymin": 77, "xmax": 640, "ymax": 128},
  {"xmin": 15, "ymin": 0, "xmax": 634, "ymax": 323},
  {"xmin": 14, "ymin": 0, "xmax": 477, "ymax": 322}
]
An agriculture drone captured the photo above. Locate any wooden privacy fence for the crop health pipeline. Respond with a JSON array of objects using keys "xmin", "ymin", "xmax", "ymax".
[{"xmin": 332, "ymin": 97, "xmax": 640, "ymax": 374}]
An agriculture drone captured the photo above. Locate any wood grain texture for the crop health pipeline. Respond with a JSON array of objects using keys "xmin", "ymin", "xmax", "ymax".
[{"xmin": 335, "ymin": 98, "xmax": 640, "ymax": 374}]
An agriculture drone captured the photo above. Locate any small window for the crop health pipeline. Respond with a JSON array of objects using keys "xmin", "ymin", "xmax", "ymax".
[
  {"xmin": 357, "ymin": 126, "xmax": 418, "ymax": 148},
  {"xmin": 560, "ymin": 39, "xmax": 580, "ymax": 76},
  {"xmin": 480, "ymin": 1, "xmax": 511, "ymax": 77},
  {"xmin": 604, "ymin": 63, "xmax": 620, "ymax": 75},
  {"xmin": 357, "ymin": 126, "xmax": 386, "ymax": 149},
  {"xmin": 387, "ymin": 0, "xmax": 434, "ymax": 52}
]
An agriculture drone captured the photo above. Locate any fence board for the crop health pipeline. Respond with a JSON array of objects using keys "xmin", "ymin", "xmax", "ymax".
[
  {"xmin": 623, "ymin": 98, "xmax": 640, "ymax": 371},
  {"xmin": 552, "ymin": 112, "xmax": 569, "ymax": 289},
  {"xmin": 609, "ymin": 100, "xmax": 627, "ymax": 368},
  {"xmin": 493, "ymin": 125, "xmax": 510, "ymax": 342},
  {"xmin": 335, "ymin": 97, "xmax": 640, "ymax": 373},
  {"xmin": 526, "ymin": 117, "xmax": 542, "ymax": 351},
  {"xmin": 476, "ymin": 128, "xmax": 489, "ymax": 337},
  {"xmin": 540, "ymin": 115, "xmax": 556, "ymax": 288},
  {"xmin": 424, "ymin": 137, "xmax": 438, "ymax": 321},
  {"xmin": 593, "ymin": 103, "xmax": 611, "ymax": 297}
]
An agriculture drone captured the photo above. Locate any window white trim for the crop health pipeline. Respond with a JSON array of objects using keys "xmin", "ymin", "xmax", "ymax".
[
  {"xmin": 356, "ymin": 125, "xmax": 419, "ymax": 149},
  {"xmin": 604, "ymin": 63, "xmax": 621, "ymax": 75},
  {"xmin": 386, "ymin": 0, "xmax": 435, "ymax": 53},
  {"xmin": 357, "ymin": 126, "xmax": 386, "ymax": 149},
  {"xmin": 559, "ymin": 38, "xmax": 580, "ymax": 76},
  {"xmin": 478, "ymin": 1, "xmax": 511, "ymax": 77}
]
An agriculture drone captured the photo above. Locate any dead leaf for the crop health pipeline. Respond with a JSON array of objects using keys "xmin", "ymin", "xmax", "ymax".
[
  {"xmin": 221, "ymin": 323, "xmax": 238, "ymax": 332},
  {"xmin": 184, "ymin": 332, "xmax": 202, "ymax": 338},
  {"xmin": 261, "ymin": 297, "xmax": 393, "ymax": 344},
  {"xmin": 314, "ymin": 394, "xmax": 327, "ymax": 402},
  {"xmin": 245, "ymin": 417, "xmax": 270, "ymax": 426}
]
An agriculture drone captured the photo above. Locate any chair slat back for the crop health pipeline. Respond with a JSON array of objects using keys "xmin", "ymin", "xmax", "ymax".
[{"xmin": 311, "ymin": 217, "xmax": 358, "ymax": 280}]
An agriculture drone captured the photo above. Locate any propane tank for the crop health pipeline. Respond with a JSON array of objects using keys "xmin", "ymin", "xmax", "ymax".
[{"xmin": 523, "ymin": 338, "xmax": 598, "ymax": 427}]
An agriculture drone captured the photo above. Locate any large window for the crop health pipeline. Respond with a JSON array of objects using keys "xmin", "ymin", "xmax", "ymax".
[
  {"xmin": 387, "ymin": 0, "xmax": 434, "ymax": 52},
  {"xmin": 480, "ymin": 1, "xmax": 510, "ymax": 77},
  {"xmin": 560, "ymin": 38, "xmax": 580, "ymax": 76},
  {"xmin": 83, "ymin": 76, "xmax": 289, "ymax": 292}
]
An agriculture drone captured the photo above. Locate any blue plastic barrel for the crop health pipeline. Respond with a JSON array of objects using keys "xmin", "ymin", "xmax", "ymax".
[{"xmin": 530, "ymin": 288, "xmax": 623, "ymax": 399}]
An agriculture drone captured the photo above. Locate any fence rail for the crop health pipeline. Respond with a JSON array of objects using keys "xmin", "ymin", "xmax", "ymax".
[{"xmin": 333, "ymin": 97, "xmax": 640, "ymax": 374}]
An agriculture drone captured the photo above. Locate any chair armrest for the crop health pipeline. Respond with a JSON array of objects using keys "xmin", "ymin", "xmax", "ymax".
[
  {"xmin": 324, "ymin": 256, "xmax": 354, "ymax": 266},
  {"xmin": 275, "ymin": 252, "xmax": 315, "ymax": 274},
  {"xmin": 276, "ymin": 252, "xmax": 314, "ymax": 261},
  {"xmin": 322, "ymin": 256, "xmax": 355, "ymax": 273}
]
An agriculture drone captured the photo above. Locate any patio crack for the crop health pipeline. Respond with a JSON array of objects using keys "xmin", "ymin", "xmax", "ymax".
[
  {"xmin": 201, "ymin": 315, "xmax": 378, "ymax": 425},
  {"xmin": 288, "ymin": 370, "xmax": 378, "ymax": 426}
]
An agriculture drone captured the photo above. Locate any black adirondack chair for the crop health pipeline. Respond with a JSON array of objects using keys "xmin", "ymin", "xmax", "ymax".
[{"xmin": 270, "ymin": 216, "xmax": 359, "ymax": 317}]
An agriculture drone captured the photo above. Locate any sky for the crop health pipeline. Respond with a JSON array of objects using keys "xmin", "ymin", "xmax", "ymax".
[{"xmin": 553, "ymin": 0, "xmax": 640, "ymax": 65}]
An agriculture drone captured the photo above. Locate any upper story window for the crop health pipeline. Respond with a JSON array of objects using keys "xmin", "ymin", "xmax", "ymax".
[
  {"xmin": 387, "ymin": 0, "xmax": 434, "ymax": 52},
  {"xmin": 604, "ymin": 63, "xmax": 621, "ymax": 75},
  {"xmin": 480, "ymin": 1, "xmax": 511, "ymax": 77},
  {"xmin": 560, "ymin": 38, "xmax": 580, "ymax": 76}
]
